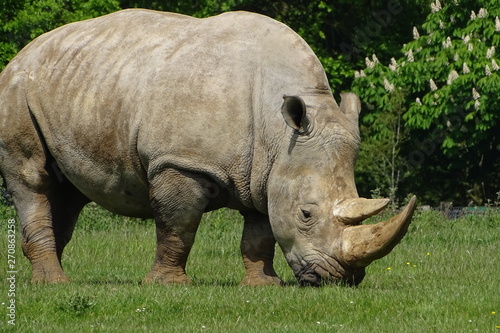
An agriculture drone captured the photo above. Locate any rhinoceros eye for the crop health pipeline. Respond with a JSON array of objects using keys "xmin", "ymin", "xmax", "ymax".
[
  {"xmin": 298, "ymin": 204, "xmax": 317, "ymax": 225},
  {"xmin": 301, "ymin": 209, "xmax": 312, "ymax": 220}
]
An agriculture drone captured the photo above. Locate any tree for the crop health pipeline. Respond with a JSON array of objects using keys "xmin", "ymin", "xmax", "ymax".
[
  {"xmin": 352, "ymin": 0, "xmax": 500, "ymax": 205},
  {"xmin": 0, "ymin": 0, "xmax": 121, "ymax": 69}
]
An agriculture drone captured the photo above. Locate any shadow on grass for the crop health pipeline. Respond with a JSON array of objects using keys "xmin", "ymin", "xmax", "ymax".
[
  {"xmin": 74, "ymin": 277, "xmax": 242, "ymax": 287},
  {"xmin": 74, "ymin": 277, "xmax": 142, "ymax": 286},
  {"xmin": 73, "ymin": 277, "xmax": 304, "ymax": 288}
]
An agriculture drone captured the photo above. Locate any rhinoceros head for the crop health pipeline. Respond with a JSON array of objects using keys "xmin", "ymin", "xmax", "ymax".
[{"xmin": 267, "ymin": 92, "xmax": 416, "ymax": 286}]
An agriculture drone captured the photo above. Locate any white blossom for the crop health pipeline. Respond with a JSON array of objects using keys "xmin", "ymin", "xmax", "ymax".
[
  {"xmin": 470, "ymin": 10, "xmax": 477, "ymax": 21},
  {"xmin": 372, "ymin": 54, "xmax": 379, "ymax": 64},
  {"xmin": 478, "ymin": 8, "xmax": 488, "ymax": 18},
  {"xmin": 359, "ymin": 70, "xmax": 366, "ymax": 77},
  {"xmin": 383, "ymin": 77, "xmax": 395, "ymax": 93},
  {"xmin": 447, "ymin": 70, "xmax": 459, "ymax": 85},
  {"xmin": 416, "ymin": 97, "xmax": 422, "ymax": 105},
  {"xmin": 496, "ymin": 17, "xmax": 500, "ymax": 32},
  {"xmin": 453, "ymin": 53, "xmax": 459, "ymax": 62},
  {"xmin": 406, "ymin": 49, "xmax": 414, "ymax": 62},
  {"xmin": 462, "ymin": 35, "xmax": 470, "ymax": 44},
  {"xmin": 440, "ymin": 20, "xmax": 446, "ymax": 29},
  {"xmin": 474, "ymin": 100, "xmax": 481, "ymax": 111},
  {"xmin": 472, "ymin": 87, "xmax": 480, "ymax": 100},
  {"xmin": 492, "ymin": 59, "xmax": 499, "ymax": 71},
  {"xmin": 430, "ymin": 79, "xmax": 438, "ymax": 91},
  {"xmin": 389, "ymin": 57, "xmax": 398, "ymax": 71},
  {"xmin": 354, "ymin": 70, "xmax": 363, "ymax": 79},
  {"xmin": 365, "ymin": 57, "xmax": 375, "ymax": 69},
  {"xmin": 468, "ymin": 43, "xmax": 474, "ymax": 52},
  {"xmin": 442, "ymin": 37, "xmax": 452, "ymax": 49},
  {"xmin": 431, "ymin": 0, "xmax": 442, "ymax": 13},
  {"xmin": 485, "ymin": 64, "xmax": 492, "ymax": 76},
  {"xmin": 486, "ymin": 46, "xmax": 495, "ymax": 59},
  {"xmin": 413, "ymin": 27, "xmax": 420, "ymax": 40},
  {"xmin": 463, "ymin": 62, "xmax": 470, "ymax": 74}
]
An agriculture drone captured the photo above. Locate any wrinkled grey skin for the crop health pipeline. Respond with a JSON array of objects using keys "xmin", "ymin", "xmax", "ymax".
[{"xmin": 0, "ymin": 9, "xmax": 416, "ymax": 286}]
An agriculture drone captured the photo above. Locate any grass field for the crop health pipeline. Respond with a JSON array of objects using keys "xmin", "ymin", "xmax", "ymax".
[{"xmin": 1, "ymin": 203, "xmax": 499, "ymax": 332}]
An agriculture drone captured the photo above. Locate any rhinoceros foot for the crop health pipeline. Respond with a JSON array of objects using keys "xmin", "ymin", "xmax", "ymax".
[
  {"xmin": 31, "ymin": 263, "xmax": 70, "ymax": 284},
  {"xmin": 239, "ymin": 211, "xmax": 283, "ymax": 286},
  {"xmin": 240, "ymin": 273, "xmax": 283, "ymax": 287},
  {"xmin": 142, "ymin": 269, "xmax": 192, "ymax": 285}
]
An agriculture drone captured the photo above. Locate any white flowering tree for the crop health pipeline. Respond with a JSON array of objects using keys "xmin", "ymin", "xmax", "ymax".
[{"xmin": 352, "ymin": 0, "xmax": 500, "ymax": 205}]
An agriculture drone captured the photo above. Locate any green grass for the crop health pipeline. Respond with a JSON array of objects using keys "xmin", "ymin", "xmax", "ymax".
[{"xmin": 1, "ymin": 204, "xmax": 499, "ymax": 332}]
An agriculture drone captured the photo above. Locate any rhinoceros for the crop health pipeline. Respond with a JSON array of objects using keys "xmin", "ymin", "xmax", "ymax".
[{"xmin": 0, "ymin": 9, "xmax": 416, "ymax": 286}]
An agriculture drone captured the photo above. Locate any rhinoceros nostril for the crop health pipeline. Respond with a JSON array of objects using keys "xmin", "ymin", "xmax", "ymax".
[{"xmin": 298, "ymin": 271, "xmax": 322, "ymax": 287}]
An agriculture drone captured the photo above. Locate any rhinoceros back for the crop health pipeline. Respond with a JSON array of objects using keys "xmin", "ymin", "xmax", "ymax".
[{"xmin": 8, "ymin": 9, "xmax": 328, "ymax": 216}]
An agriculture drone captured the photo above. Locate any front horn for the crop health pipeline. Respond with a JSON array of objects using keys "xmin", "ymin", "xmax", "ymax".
[{"xmin": 340, "ymin": 196, "xmax": 417, "ymax": 268}]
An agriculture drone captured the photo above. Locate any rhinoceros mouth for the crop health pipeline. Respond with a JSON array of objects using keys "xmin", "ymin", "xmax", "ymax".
[
  {"xmin": 294, "ymin": 256, "xmax": 365, "ymax": 287},
  {"xmin": 297, "ymin": 270, "xmax": 322, "ymax": 287},
  {"xmin": 294, "ymin": 260, "xmax": 323, "ymax": 286}
]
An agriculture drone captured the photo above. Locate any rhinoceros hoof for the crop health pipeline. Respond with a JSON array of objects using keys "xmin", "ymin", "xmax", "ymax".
[
  {"xmin": 142, "ymin": 271, "xmax": 193, "ymax": 285},
  {"xmin": 31, "ymin": 269, "xmax": 70, "ymax": 284},
  {"xmin": 240, "ymin": 275, "xmax": 283, "ymax": 287}
]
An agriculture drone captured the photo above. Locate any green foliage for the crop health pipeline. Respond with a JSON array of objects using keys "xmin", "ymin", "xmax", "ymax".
[
  {"xmin": 0, "ymin": 0, "xmax": 121, "ymax": 69},
  {"xmin": 352, "ymin": 0, "xmax": 500, "ymax": 205},
  {"xmin": 402, "ymin": 1, "xmax": 500, "ymax": 146}
]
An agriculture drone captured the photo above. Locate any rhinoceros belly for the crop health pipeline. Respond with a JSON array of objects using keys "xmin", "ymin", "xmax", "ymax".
[{"xmin": 51, "ymin": 137, "xmax": 153, "ymax": 218}]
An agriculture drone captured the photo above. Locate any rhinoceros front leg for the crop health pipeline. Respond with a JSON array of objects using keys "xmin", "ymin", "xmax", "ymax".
[
  {"xmin": 239, "ymin": 211, "xmax": 282, "ymax": 286},
  {"xmin": 143, "ymin": 168, "xmax": 209, "ymax": 285},
  {"xmin": 15, "ymin": 190, "xmax": 69, "ymax": 283}
]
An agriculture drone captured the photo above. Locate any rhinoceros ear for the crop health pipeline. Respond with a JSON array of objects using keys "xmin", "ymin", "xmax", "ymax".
[
  {"xmin": 281, "ymin": 95, "xmax": 309, "ymax": 133},
  {"xmin": 340, "ymin": 92, "xmax": 361, "ymax": 122}
]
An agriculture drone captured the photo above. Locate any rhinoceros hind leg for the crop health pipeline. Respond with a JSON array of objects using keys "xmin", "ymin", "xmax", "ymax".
[
  {"xmin": 143, "ymin": 169, "xmax": 210, "ymax": 285},
  {"xmin": 9, "ymin": 168, "xmax": 89, "ymax": 283},
  {"xmin": 6, "ymin": 182, "xmax": 55, "ymax": 283},
  {"xmin": 239, "ymin": 211, "xmax": 282, "ymax": 286}
]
